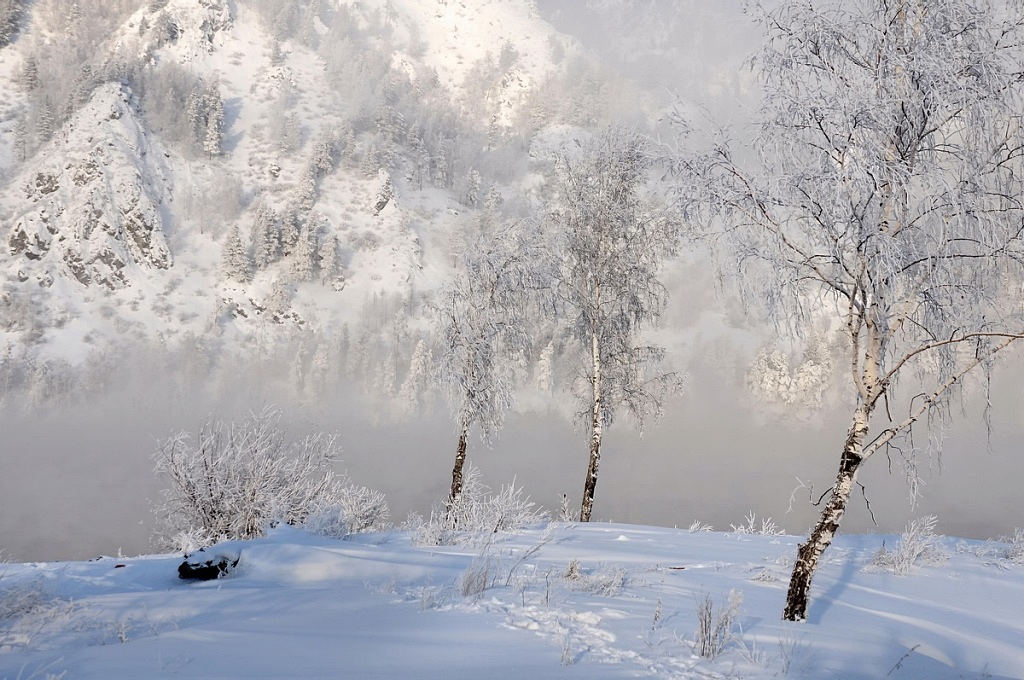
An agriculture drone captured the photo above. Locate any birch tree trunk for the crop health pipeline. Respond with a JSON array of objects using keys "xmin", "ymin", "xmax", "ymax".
[
  {"xmin": 783, "ymin": 402, "xmax": 871, "ymax": 621},
  {"xmin": 447, "ymin": 420, "xmax": 469, "ymax": 519},
  {"xmin": 580, "ymin": 330, "xmax": 603, "ymax": 522}
]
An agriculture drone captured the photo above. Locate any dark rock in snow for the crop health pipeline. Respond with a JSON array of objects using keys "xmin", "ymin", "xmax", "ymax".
[{"xmin": 178, "ymin": 548, "xmax": 240, "ymax": 580}]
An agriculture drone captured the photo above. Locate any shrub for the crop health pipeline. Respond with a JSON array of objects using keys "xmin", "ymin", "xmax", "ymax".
[
  {"xmin": 730, "ymin": 511, "xmax": 785, "ymax": 536},
  {"xmin": 304, "ymin": 484, "xmax": 391, "ymax": 539},
  {"xmin": 562, "ymin": 560, "xmax": 628, "ymax": 597},
  {"xmin": 407, "ymin": 464, "xmax": 547, "ymax": 546},
  {"xmin": 868, "ymin": 515, "xmax": 948, "ymax": 575},
  {"xmin": 1003, "ymin": 528, "xmax": 1024, "ymax": 565},
  {"xmin": 694, "ymin": 589, "xmax": 744, "ymax": 660},
  {"xmin": 152, "ymin": 407, "xmax": 388, "ymax": 550},
  {"xmin": 0, "ymin": 567, "xmax": 77, "ymax": 654}
]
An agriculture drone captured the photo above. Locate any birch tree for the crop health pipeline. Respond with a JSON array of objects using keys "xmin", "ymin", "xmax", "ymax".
[
  {"xmin": 545, "ymin": 127, "xmax": 682, "ymax": 523},
  {"xmin": 675, "ymin": 0, "xmax": 1024, "ymax": 621},
  {"xmin": 433, "ymin": 226, "xmax": 534, "ymax": 511}
]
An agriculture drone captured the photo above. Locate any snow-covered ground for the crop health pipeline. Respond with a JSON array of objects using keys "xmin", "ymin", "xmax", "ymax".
[{"xmin": 2, "ymin": 522, "xmax": 1022, "ymax": 679}]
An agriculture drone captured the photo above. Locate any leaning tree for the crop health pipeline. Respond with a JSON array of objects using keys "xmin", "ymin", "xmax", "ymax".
[
  {"xmin": 433, "ymin": 225, "xmax": 535, "ymax": 514},
  {"xmin": 675, "ymin": 0, "xmax": 1024, "ymax": 620},
  {"xmin": 543, "ymin": 126, "xmax": 683, "ymax": 523}
]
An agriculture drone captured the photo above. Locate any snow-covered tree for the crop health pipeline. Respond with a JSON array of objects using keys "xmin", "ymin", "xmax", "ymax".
[
  {"xmin": 204, "ymin": 93, "xmax": 225, "ymax": 157},
  {"xmin": 544, "ymin": 127, "xmax": 683, "ymax": 523},
  {"xmin": 433, "ymin": 226, "xmax": 535, "ymax": 509},
  {"xmin": 347, "ymin": 328, "xmax": 371, "ymax": 380},
  {"xmin": 398, "ymin": 338, "xmax": 431, "ymax": 415},
  {"xmin": 266, "ymin": 279, "xmax": 291, "ymax": 318},
  {"xmin": 183, "ymin": 78, "xmax": 225, "ymax": 157},
  {"xmin": 307, "ymin": 339, "xmax": 336, "ymax": 398},
  {"xmin": 290, "ymin": 217, "xmax": 319, "ymax": 282},
  {"xmin": 318, "ymin": 234, "xmax": 343, "ymax": 287},
  {"xmin": 373, "ymin": 352, "xmax": 397, "ymax": 398},
  {"xmin": 535, "ymin": 340, "xmax": 555, "ymax": 393},
  {"xmin": 250, "ymin": 200, "xmax": 279, "ymax": 268},
  {"xmin": 220, "ymin": 224, "xmax": 252, "ymax": 283},
  {"xmin": 674, "ymin": 0, "xmax": 1024, "ymax": 621},
  {"xmin": 372, "ymin": 169, "xmax": 393, "ymax": 215},
  {"xmin": 18, "ymin": 54, "xmax": 37, "ymax": 91},
  {"xmin": 12, "ymin": 115, "xmax": 28, "ymax": 162},
  {"xmin": 35, "ymin": 101, "xmax": 55, "ymax": 142},
  {"xmin": 465, "ymin": 168, "xmax": 481, "ymax": 207},
  {"xmin": 309, "ymin": 130, "xmax": 336, "ymax": 173},
  {"xmin": 297, "ymin": 132, "xmax": 337, "ymax": 210},
  {"xmin": 279, "ymin": 209, "xmax": 300, "ymax": 255},
  {"xmin": 0, "ymin": 0, "xmax": 24, "ymax": 47},
  {"xmin": 747, "ymin": 335, "xmax": 833, "ymax": 413}
]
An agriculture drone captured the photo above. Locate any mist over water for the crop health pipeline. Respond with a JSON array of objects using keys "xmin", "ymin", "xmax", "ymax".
[{"xmin": 3, "ymin": 348, "xmax": 1023, "ymax": 563}]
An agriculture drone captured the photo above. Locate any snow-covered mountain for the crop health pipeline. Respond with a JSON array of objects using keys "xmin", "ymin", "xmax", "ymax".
[
  {"xmin": 0, "ymin": 0, "xmax": 757, "ymax": 406},
  {"xmin": 0, "ymin": 2, "xmax": 501, "ymax": 380}
]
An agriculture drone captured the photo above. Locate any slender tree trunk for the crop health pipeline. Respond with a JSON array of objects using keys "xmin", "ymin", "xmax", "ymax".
[
  {"xmin": 447, "ymin": 421, "xmax": 469, "ymax": 521},
  {"xmin": 783, "ymin": 402, "xmax": 871, "ymax": 621},
  {"xmin": 580, "ymin": 331, "xmax": 603, "ymax": 522}
]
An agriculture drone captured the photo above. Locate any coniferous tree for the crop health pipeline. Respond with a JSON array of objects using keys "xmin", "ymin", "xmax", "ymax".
[
  {"xmin": 250, "ymin": 201, "xmax": 279, "ymax": 269},
  {"xmin": 297, "ymin": 166, "xmax": 318, "ymax": 211},
  {"xmin": 279, "ymin": 209, "xmax": 300, "ymax": 256},
  {"xmin": 266, "ymin": 279, "xmax": 291, "ymax": 318},
  {"xmin": 0, "ymin": 0, "xmax": 23, "ymax": 47},
  {"xmin": 318, "ymin": 234, "xmax": 343, "ymax": 287},
  {"xmin": 12, "ymin": 116, "xmax": 28, "ymax": 162},
  {"xmin": 290, "ymin": 218, "xmax": 319, "ymax": 282},
  {"xmin": 35, "ymin": 100, "xmax": 55, "ymax": 142},
  {"xmin": 220, "ymin": 224, "xmax": 252, "ymax": 283},
  {"xmin": 465, "ymin": 168, "xmax": 481, "ymax": 207},
  {"xmin": 204, "ymin": 92, "xmax": 225, "ymax": 157},
  {"xmin": 398, "ymin": 338, "xmax": 431, "ymax": 415},
  {"xmin": 18, "ymin": 54, "xmax": 37, "ymax": 91},
  {"xmin": 63, "ymin": 64, "xmax": 95, "ymax": 120},
  {"xmin": 535, "ymin": 340, "xmax": 555, "ymax": 393},
  {"xmin": 373, "ymin": 352, "xmax": 397, "ymax": 398}
]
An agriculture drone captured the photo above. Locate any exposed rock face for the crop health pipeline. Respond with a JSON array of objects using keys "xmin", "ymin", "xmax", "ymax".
[
  {"xmin": 5, "ymin": 83, "xmax": 173, "ymax": 290},
  {"xmin": 113, "ymin": 0, "xmax": 234, "ymax": 62}
]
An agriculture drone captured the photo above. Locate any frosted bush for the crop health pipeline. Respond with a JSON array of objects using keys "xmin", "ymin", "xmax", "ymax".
[
  {"xmin": 868, "ymin": 515, "xmax": 948, "ymax": 575},
  {"xmin": 562, "ymin": 561, "xmax": 628, "ymax": 597},
  {"xmin": 0, "ymin": 570, "xmax": 78, "ymax": 654},
  {"xmin": 0, "ymin": 573, "xmax": 46, "ymax": 624},
  {"xmin": 730, "ymin": 511, "xmax": 785, "ymax": 536},
  {"xmin": 1001, "ymin": 528, "xmax": 1024, "ymax": 565},
  {"xmin": 408, "ymin": 465, "xmax": 547, "ymax": 546},
  {"xmin": 152, "ymin": 407, "xmax": 388, "ymax": 549},
  {"xmin": 304, "ymin": 483, "xmax": 390, "ymax": 538},
  {"xmin": 458, "ymin": 554, "xmax": 498, "ymax": 599},
  {"xmin": 693, "ymin": 589, "xmax": 744, "ymax": 660}
]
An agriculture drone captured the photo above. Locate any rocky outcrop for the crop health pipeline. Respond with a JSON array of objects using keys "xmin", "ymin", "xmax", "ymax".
[
  {"xmin": 5, "ymin": 83, "xmax": 173, "ymax": 290},
  {"xmin": 178, "ymin": 546, "xmax": 241, "ymax": 581}
]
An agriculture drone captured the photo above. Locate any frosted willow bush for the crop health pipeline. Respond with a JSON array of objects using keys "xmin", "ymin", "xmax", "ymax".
[
  {"xmin": 152, "ymin": 407, "xmax": 388, "ymax": 551},
  {"xmin": 407, "ymin": 464, "xmax": 547, "ymax": 546},
  {"xmin": 867, "ymin": 515, "xmax": 948, "ymax": 575}
]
